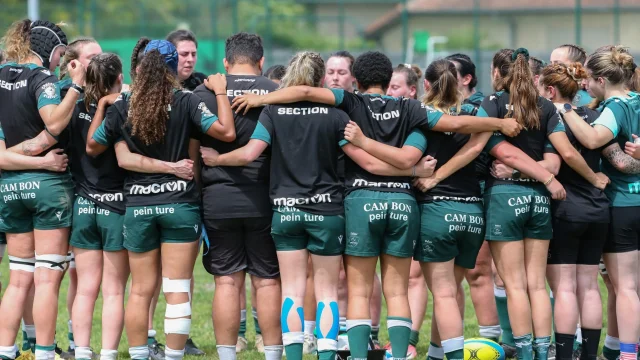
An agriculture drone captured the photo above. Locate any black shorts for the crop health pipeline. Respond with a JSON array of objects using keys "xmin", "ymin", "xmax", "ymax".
[
  {"xmin": 603, "ymin": 206, "xmax": 640, "ymax": 253},
  {"xmin": 202, "ymin": 217, "xmax": 279, "ymax": 278},
  {"xmin": 548, "ymin": 219, "xmax": 608, "ymax": 265}
]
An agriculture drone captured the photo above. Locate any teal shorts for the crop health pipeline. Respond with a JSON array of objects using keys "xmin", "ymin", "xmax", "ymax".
[
  {"xmin": 344, "ymin": 189, "xmax": 419, "ymax": 258},
  {"xmin": 484, "ymin": 184, "xmax": 552, "ymax": 241},
  {"xmin": 414, "ymin": 201, "xmax": 485, "ymax": 268},
  {"xmin": 271, "ymin": 206, "xmax": 345, "ymax": 256},
  {"xmin": 0, "ymin": 172, "xmax": 74, "ymax": 233},
  {"xmin": 70, "ymin": 196, "xmax": 125, "ymax": 251},
  {"xmin": 123, "ymin": 203, "xmax": 202, "ymax": 253}
]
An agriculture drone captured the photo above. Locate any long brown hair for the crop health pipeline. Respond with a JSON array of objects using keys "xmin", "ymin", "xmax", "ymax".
[
  {"xmin": 84, "ymin": 53, "xmax": 122, "ymax": 110},
  {"xmin": 540, "ymin": 62, "xmax": 587, "ymax": 100},
  {"xmin": 1, "ymin": 19, "xmax": 32, "ymax": 63},
  {"xmin": 130, "ymin": 37, "xmax": 150, "ymax": 84},
  {"xmin": 128, "ymin": 50, "xmax": 180, "ymax": 145},
  {"xmin": 493, "ymin": 48, "xmax": 540, "ymax": 130},
  {"xmin": 422, "ymin": 59, "xmax": 461, "ymax": 114},
  {"xmin": 59, "ymin": 37, "xmax": 98, "ymax": 79}
]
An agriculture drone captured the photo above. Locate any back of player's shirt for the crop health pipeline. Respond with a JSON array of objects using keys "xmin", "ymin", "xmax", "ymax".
[
  {"xmin": 194, "ymin": 75, "xmax": 278, "ymax": 218},
  {"xmin": 252, "ymin": 102, "xmax": 348, "ymax": 215}
]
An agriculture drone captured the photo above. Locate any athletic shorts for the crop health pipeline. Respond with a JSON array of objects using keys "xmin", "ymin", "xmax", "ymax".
[
  {"xmin": 123, "ymin": 203, "xmax": 201, "ymax": 253},
  {"xmin": 202, "ymin": 216, "xmax": 279, "ymax": 278},
  {"xmin": 484, "ymin": 184, "xmax": 552, "ymax": 241},
  {"xmin": 548, "ymin": 219, "xmax": 608, "ymax": 265},
  {"xmin": 414, "ymin": 201, "xmax": 485, "ymax": 268},
  {"xmin": 0, "ymin": 232, "xmax": 5, "ymax": 245},
  {"xmin": 344, "ymin": 189, "xmax": 419, "ymax": 258},
  {"xmin": 603, "ymin": 206, "xmax": 640, "ymax": 253},
  {"xmin": 70, "ymin": 196, "xmax": 125, "ymax": 251},
  {"xmin": 271, "ymin": 206, "xmax": 345, "ymax": 256},
  {"xmin": 0, "ymin": 172, "xmax": 74, "ymax": 233}
]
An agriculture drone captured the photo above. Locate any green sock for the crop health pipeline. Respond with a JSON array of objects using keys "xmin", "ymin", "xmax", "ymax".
[
  {"xmin": 495, "ymin": 288, "xmax": 515, "ymax": 347},
  {"xmin": 602, "ymin": 346, "xmax": 620, "ymax": 360},
  {"xmin": 371, "ymin": 325, "xmax": 380, "ymax": 342},
  {"xmin": 253, "ymin": 308, "xmax": 262, "ymax": 335},
  {"xmin": 21, "ymin": 329, "xmax": 30, "ymax": 352},
  {"xmin": 388, "ymin": 317, "xmax": 412, "ymax": 359},
  {"xmin": 346, "ymin": 321, "xmax": 371, "ymax": 360},
  {"xmin": 442, "ymin": 337, "xmax": 465, "ymax": 360},
  {"xmin": 533, "ymin": 336, "xmax": 551, "ymax": 360},
  {"xmin": 446, "ymin": 349, "xmax": 464, "ymax": 360},
  {"xmin": 239, "ymin": 309, "xmax": 247, "ymax": 338},
  {"xmin": 284, "ymin": 343, "xmax": 303, "ymax": 360},
  {"xmin": 319, "ymin": 350, "xmax": 336, "ymax": 360},
  {"xmin": 409, "ymin": 330, "xmax": 420, "ymax": 347},
  {"xmin": 514, "ymin": 334, "xmax": 534, "ymax": 360}
]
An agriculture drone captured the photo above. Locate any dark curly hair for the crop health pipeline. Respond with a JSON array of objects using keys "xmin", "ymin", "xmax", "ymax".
[
  {"xmin": 85, "ymin": 53, "xmax": 122, "ymax": 110},
  {"xmin": 446, "ymin": 53, "xmax": 478, "ymax": 91},
  {"xmin": 264, "ymin": 64, "xmax": 286, "ymax": 81},
  {"xmin": 353, "ymin": 51, "xmax": 393, "ymax": 91},
  {"xmin": 130, "ymin": 37, "xmax": 150, "ymax": 84},
  {"xmin": 129, "ymin": 50, "xmax": 180, "ymax": 145},
  {"xmin": 225, "ymin": 32, "xmax": 263, "ymax": 65}
]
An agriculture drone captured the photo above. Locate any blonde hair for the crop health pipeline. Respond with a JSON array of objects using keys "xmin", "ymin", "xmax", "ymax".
[
  {"xmin": 59, "ymin": 37, "xmax": 98, "ymax": 79},
  {"xmin": 422, "ymin": 59, "xmax": 461, "ymax": 114},
  {"xmin": 1, "ymin": 19, "xmax": 32, "ymax": 63},
  {"xmin": 586, "ymin": 45, "xmax": 635, "ymax": 86},
  {"xmin": 279, "ymin": 51, "xmax": 325, "ymax": 88}
]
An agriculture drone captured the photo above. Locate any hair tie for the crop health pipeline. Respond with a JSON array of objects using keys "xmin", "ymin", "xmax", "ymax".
[
  {"xmin": 566, "ymin": 67, "xmax": 580, "ymax": 82},
  {"xmin": 511, "ymin": 48, "xmax": 530, "ymax": 62}
]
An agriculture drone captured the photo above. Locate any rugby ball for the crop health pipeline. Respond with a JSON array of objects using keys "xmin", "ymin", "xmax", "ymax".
[{"xmin": 464, "ymin": 338, "xmax": 505, "ymax": 360}]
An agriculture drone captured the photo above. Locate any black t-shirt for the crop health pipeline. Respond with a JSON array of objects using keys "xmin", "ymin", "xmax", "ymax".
[
  {"xmin": 182, "ymin": 72, "xmax": 206, "ymax": 92},
  {"xmin": 415, "ymin": 104, "xmax": 481, "ymax": 203},
  {"xmin": 194, "ymin": 75, "xmax": 278, "ymax": 219},
  {"xmin": 0, "ymin": 62, "xmax": 66, "ymax": 171},
  {"xmin": 251, "ymin": 102, "xmax": 349, "ymax": 215},
  {"xmin": 330, "ymin": 89, "xmax": 432, "ymax": 195},
  {"xmin": 69, "ymin": 100, "xmax": 126, "ymax": 214},
  {"xmin": 552, "ymin": 106, "xmax": 609, "ymax": 222},
  {"xmin": 93, "ymin": 91, "xmax": 216, "ymax": 207},
  {"xmin": 480, "ymin": 91, "xmax": 564, "ymax": 189}
]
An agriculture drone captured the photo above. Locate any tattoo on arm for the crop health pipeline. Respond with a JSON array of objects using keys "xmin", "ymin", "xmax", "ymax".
[
  {"xmin": 21, "ymin": 140, "xmax": 37, "ymax": 156},
  {"xmin": 603, "ymin": 143, "xmax": 640, "ymax": 174}
]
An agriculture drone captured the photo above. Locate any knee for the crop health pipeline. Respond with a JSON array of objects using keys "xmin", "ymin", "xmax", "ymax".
[
  {"xmin": 163, "ymin": 278, "xmax": 192, "ymax": 337},
  {"xmin": 252, "ymin": 276, "xmax": 280, "ymax": 291},
  {"xmin": 467, "ymin": 267, "xmax": 491, "ymax": 286},
  {"xmin": 408, "ymin": 275, "xmax": 425, "ymax": 290},
  {"xmin": 77, "ymin": 280, "xmax": 101, "ymax": 299},
  {"xmin": 553, "ymin": 280, "xmax": 577, "ymax": 296},
  {"xmin": 215, "ymin": 273, "xmax": 244, "ymax": 290},
  {"xmin": 526, "ymin": 277, "xmax": 548, "ymax": 293}
]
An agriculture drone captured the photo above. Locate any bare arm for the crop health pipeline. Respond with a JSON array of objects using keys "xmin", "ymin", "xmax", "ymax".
[
  {"xmin": 39, "ymin": 61, "xmax": 85, "ymax": 136},
  {"xmin": 429, "ymin": 132, "xmax": 490, "ymax": 184},
  {"xmin": 538, "ymin": 153, "xmax": 562, "ymax": 176},
  {"xmin": 602, "ymin": 142, "xmax": 640, "ymax": 174},
  {"xmin": 7, "ymin": 131, "xmax": 58, "ymax": 156},
  {"xmin": 432, "ymin": 114, "xmax": 521, "ymax": 137},
  {"xmin": 114, "ymin": 141, "xmax": 194, "ymax": 180},
  {"xmin": 548, "ymin": 132, "xmax": 597, "ymax": 183},
  {"xmin": 203, "ymin": 74, "xmax": 236, "ymax": 142},
  {"xmin": 189, "ymin": 139, "xmax": 202, "ymax": 188},
  {"xmin": 342, "ymin": 144, "xmax": 435, "ymax": 177},
  {"xmin": 560, "ymin": 108, "xmax": 613, "ymax": 149},
  {"xmin": 231, "ymin": 86, "xmax": 337, "ymax": 114},
  {"xmin": 201, "ymin": 140, "xmax": 269, "ymax": 167},
  {"xmin": 0, "ymin": 140, "xmax": 67, "ymax": 171}
]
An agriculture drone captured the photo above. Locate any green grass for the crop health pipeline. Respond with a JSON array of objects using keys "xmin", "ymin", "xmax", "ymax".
[{"xmin": 0, "ymin": 252, "xmax": 610, "ymax": 359}]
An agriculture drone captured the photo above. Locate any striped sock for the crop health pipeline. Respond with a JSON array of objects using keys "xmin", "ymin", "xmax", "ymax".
[
  {"xmin": 34, "ymin": 345, "xmax": 55, "ymax": 360},
  {"xmin": 428, "ymin": 342, "xmax": 444, "ymax": 360},
  {"xmin": 238, "ymin": 309, "xmax": 247, "ymax": 338},
  {"xmin": 388, "ymin": 317, "xmax": 412, "ymax": 359},
  {"xmin": 442, "ymin": 336, "xmax": 464, "ymax": 360},
  {"xmin": 620, "ymin": 343, "xmax": 637, "ymax": 360}
]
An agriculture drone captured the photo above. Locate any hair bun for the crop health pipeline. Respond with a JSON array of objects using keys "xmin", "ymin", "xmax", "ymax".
[{"xmin": 512, "ymin": 47, "xmax": 530, "ymax": 62}]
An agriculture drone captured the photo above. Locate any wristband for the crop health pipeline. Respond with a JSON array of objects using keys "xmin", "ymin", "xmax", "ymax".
[
  {"xmin": 544, "ymin": 174, "xmax": 555, "ymax": 186},
  {"xmin": 70, "ymin": 83, "xmax": 84, "ymax": 94}
]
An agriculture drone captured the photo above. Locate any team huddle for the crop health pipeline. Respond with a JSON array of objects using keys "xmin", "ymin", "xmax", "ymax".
[{"xmin": 0, "ymin": 16, "xmax": 639, "ymax": 360}]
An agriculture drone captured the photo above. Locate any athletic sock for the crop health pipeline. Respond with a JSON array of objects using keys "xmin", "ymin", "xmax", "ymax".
[
  {"xmin": 264, "ymin": 345, "xmax": 284, "ymax": 360},
  {"xmin": 346, "ymin": 320, "xmax": 371, "ymax": 360},
  {"xmin": 409, "ymin": 330, "xmax": 420, "ymax": 347},
  {"xmin": 495, "ymin": 285, "xmax": 515, "ymax": 347},
  {"xmin": 216, "ymin": 345, "xmax": 236, "ymax": 360},
  {"xmin": 164, "ymin": 346, "xmax": 184, "ymax": 360},
  {"xmin": 282, "ymin": 332, "xmax": 304, "ymax": 360},
  {"xmin": 304, "ymin": 321, "xmax": 316, "ymax": 337},
  {"xmin": 99, "ymin": 349, "xmax": 118, "ymax": 360},
  {"xmin": 579, "ymin": 328, "xmax": 600, "ymax": 360},
  {"xmin": 620, "ymin": 343, "xmax": 637, "ymax": 360},
  {"xmin": 316, "ymin": 301, "xmax": 338, "ymax": 360},
  {"xmin": 603, "ymin": 336, "xmax": 621, "ymax": 360},
  {"xmin": 0, "ymin": 345, "xmax": 16, "ymax": 360},
  {"xmin": 252, "ymin": 308, "xmax": 262, "ymax": 335},
  {"xmin": 442, "ymin": 336, "xmax": 464, "ymax": 360},
  {"xmin": 147, "ymin": 329, "xmax": 157, "ymax": 345},
  {"xmin": 238, "ymin": 309, "xmax": 247, "ymax": 339},
  {"xmin": 67, "ymin": 320, "xmax": 75, "ymax": 350},
  {"xmin": 428, "ymin": 342, "xmax": 444, "ymax": 360},
  {"xmin": 371, "ymin": 325, "xmax": 380, "ymax": 342},
  {"xmin": 34, "ymin": 345, "xmax": 55, "ymax": 360},
  {"xmin": 514, "ymin": 334, "xmax": 534, "ymax": 360},
  {"xmin": 479, "ymin": 325, "xmax": 502, "ymax": 343},
  {"xmin": 339, "ymin": 317, "xmax": 347, "ymax": 335},
  {"xmin": 75, "ymin": 347, "xmax": 92, "ymax": 360},
  {"xmin": 388, "ymin": 317, "xmax": 412, "ymax": 359},
  {"xmin": 554, "ymin": 333, "xmax": 575, "ymax": 360},
  {"xmin": 130, "ymin": 345, "xmax": 150, "ymax": 360},
  {"xmin": 534, "ymin": 336, "xmax": 551, "ymax": 360},
  {"xmin": 22, "ymin": 321, "xmax": 36, "ymax": 352}
]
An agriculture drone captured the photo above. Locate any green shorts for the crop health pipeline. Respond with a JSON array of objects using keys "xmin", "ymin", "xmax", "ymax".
[
  {"xmin": 0, "ymin": 172, "xmax": 74, "ymax": 233},
  {"xmin": 484, "ymin": 184, "xmax": 552, "ymax": 241},
  {"xmin": 123, "ymin": 203, "xmax": 201, "ymax": 253},
  {"xmin": 344, "ymin": 189, "xmax": 419, "ymax": 258},
  {"xmin": 414, "ymin": 201, "xmax": 485, "ymax": 268},
  {"xmin": 271, "ymin": 206, "xmax": 345, "ymax": 256},
  {"xmin": 70, "ymin": 196, "xmax": 125, "ymax": 251},
  {"xmin": 0, "ymin": 232, "xmax": 5, "ymax": 245}
]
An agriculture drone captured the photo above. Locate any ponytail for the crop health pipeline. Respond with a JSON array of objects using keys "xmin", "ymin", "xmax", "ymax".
[
  {"xmin": 1, "ymin": 19, "xmax": 32, "ymax": 63},
  {"xmin": 422, "ymin": 59, "xmax": 461, "ymax": 114},
  {"xmin": 130, "ymin": 37, "xmax": 150, "ymax": 84},
  {"xmin": 502, "ymin": 48, "xmax": 540, "ymax": 130},
  {"xmin": 279, "ymin": 51, "xmax": 325, "ymax": 88},
  {"xmin": 627, "ymin": 64, "xmax": 640, "ymax": 92},
  {"xmin": 84, "ymin": 53, "xmax": 122, "ymax": 111}
]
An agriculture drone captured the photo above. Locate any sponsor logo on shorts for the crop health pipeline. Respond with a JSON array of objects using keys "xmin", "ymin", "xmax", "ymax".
[
  {"xmin": 492, "ymin": 224, "xmax": 503, "ymax": 236},
  {"xmin": 348, "ymin": 232, "xmax": 359, "ymax": 247},
  {"xmin": 629, "ymin": 181, "xmax": 640, "ymax": 194},
  {"xmin": 422, "ymin": 239, "xmax": 434, "ymax": 253},
  {"xmin": 273, "ymin": 193, "xmax": 331, "ymax": 207},
  {"xmin": 55, "ymin": 211, "xmax": 63, "ymax": 221},
  {"xmin": 129, "ymin": 181, "xmax": 188, "ymax": 195},
  {"xmin": 0, "ymin": 216, "xmax": 4, "ymax": 223},
  {"xmin": 122, "ymin": 225, "xmax": 127, "ymax": 239},
  {"xmin": 193, "ymin": 224, "xmax": 199, "ymax": 233},
  {"xmin": 338, "ymin": 235, "xmax": 343, "ymax": 244},
  {"xmin": 433, "ymin": 195, "xmax": 482, "ymax": 202},
  {"xmin": 352, "ymin": 179, "xmax": 411, "ymax": 189}
]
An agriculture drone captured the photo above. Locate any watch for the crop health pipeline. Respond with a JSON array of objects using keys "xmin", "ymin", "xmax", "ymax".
[
  {"xmin": 512, "ymin": 169, "xmax": 521, "ymax": 179},
  {"xmin": 70, "ymin": 82, "xmax": 85, "ymax": 94},
  {"xmin": 559, "ymin": 103, "xmax": 573, "ymax": 115}
]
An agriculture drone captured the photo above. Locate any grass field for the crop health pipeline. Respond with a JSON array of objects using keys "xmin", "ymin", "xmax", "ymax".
[{"xmin": 0, "ymin": 250, "xmax": 610, "ymax": 360}]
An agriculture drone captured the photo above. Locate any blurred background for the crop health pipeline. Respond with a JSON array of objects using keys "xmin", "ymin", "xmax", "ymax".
[{"xmin": 2, "ymin": 0, "xmax": 640, "ymax": 95}]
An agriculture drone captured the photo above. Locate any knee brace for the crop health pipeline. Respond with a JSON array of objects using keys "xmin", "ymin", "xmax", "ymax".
[
  {"xmin": 35, "ymin": 253, "xmax": 68, "ymax": 271},
  {"xmin": 163, "ymin": 277, "xmax": 191, "ymax": 335},
  {"xmin": 67, "ymin": 251, "xmax": 76, "ymax": 269},
  {"xmin": 9, "ymin": 255, "xmax": 36, "ymax": 272}
]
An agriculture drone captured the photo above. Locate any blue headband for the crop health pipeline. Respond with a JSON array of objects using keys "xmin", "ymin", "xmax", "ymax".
[{"xmin": 144, "ymin": 40, "xmax": 178, "ymax": 73}]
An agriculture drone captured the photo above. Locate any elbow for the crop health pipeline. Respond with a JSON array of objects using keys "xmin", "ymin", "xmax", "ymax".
[
  {"xmin": 548, "ymin": 164, "xmax": 560, "ymax": 176},
  {"xmin": 583, "ymin": 139, "xmax": 600, "ymax": 150},
  {"xmin": 612, "ymin": 160, "xmax": 627, "ymax": 173},
  {"xmin": 222, "ymin": 130, "xmax": 236, "ymax": 143},
  {"xmin": 85, "ymin": 144, "xmax": 97, "ymax": 157},
  {"xmin": 398, "ymin": 157, "xmax": 416, "ymax": 170},
  {"xmin": 241, "ymin": 152, "xmax": 256, "ymax": 166},
  {"xmin": 116, "ymin": 158, "xmax": 128, "ymax": 169},
  {"xmin": 47, "ymin": 124, "xmax": 64, "ymax": 137}
]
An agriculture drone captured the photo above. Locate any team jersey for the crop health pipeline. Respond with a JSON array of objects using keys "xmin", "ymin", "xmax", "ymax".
[
  {"xmin": 463, "ymin": 91, "xmax": 484, "ymax": 114},
  {"xmin": 552, "ymin": 107, "xmax": 609, "ymax": 222},
  {"xmin": 92, "ymin": 90, "xmax": 217, "ymax": 207},
  {"xmin": 572, "ymin": 89, "xmax": 593, "ymax": 108},
  {"xmin": 0, "ymin": 62, "xmax": 65, "ymax": 170},
  {"xmin": 194, "ymin": 75, "xmax": 278, "ymax": 219},
  {"xmin": 414, "ymin": 103, "xmax": 482, "ymax": 203},
  {"xmin": 69, "ymin": 100, "xmax": 126, "ymax": 214},
  {"xmin": 592, "ymin": 93, "xmax": 640, "ymax": 207},
  {"xmin": 182, "ymin": 72, "xmax": 206, "ymax": 91},
  {"xmin": 58, "ymin": 77, "xmax": 73, "ymax": 99},
  {"xmin": 329, "ymin": 89, "xmax": 440, "ymax": 195},
  {"xmin": 250, "ymin": 102, "xmax": 349, "ymax": 215},
  {"xmin": 480, "ymin": 91, "xmax": 564, "ymax": 189}
]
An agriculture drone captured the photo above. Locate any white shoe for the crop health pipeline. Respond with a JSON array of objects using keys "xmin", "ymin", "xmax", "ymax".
[
  {"xmin": 303, "ymin": 334, "xmax": 317, "ymax": 355},
  {"xmin": 236, "ymin": 337, "xmax": 248, "ymax": 353},
  {"xmin": 255, "ymin": 334, "xmax": 265, "ymax": 353},
  {"xmin": 337, "ymin": 334, "xmax": 350, "ymax": 350}
]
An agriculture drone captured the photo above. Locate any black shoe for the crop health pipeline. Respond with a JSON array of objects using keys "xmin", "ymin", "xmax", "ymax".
[
  {"xmin": 55, "ymin": 346, "xmax": 74, "ymax": 360},
  {"xmin": 501, "ymin": 343, "xmax": 517, "ymax": 359},
  {"xmin": 184, "ymin": 338, "xmax": 205, "ymax": 356},
  {"xmin": 149, "ymin": 340, "xmax": 165, "ymax": 360}
]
